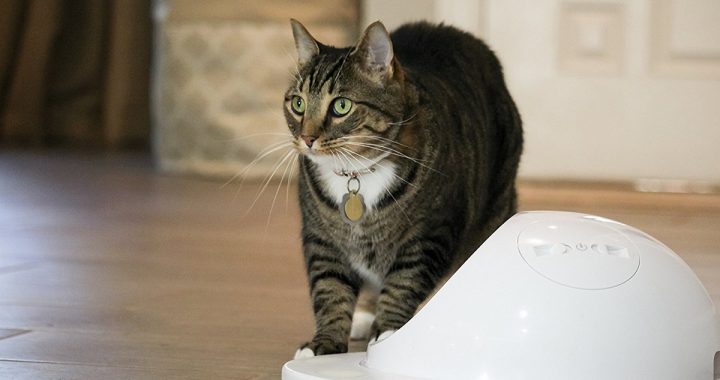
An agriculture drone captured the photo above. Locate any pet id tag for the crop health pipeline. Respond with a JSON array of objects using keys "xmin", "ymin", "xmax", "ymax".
[{"xmin": 341, "ymin": 176, "xmax": 365, "ymax": 224}]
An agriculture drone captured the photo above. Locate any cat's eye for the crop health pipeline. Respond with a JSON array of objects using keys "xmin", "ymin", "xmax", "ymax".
[
  {"xmin": 290, "ymin": 96, "xmax": 305, "ymax": 115},
  {"xmin": 331, "ymin": 97, "xmax": 352, "ymax": 117}
]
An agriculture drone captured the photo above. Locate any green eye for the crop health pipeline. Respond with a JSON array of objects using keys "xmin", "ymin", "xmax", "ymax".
[
  {"xmin": 290, "ymin": 96, "xmax": 305, "ymax": 115},
  {"xmin": 331, "ymin": 97, "xmax": 352, "ymax": 116}
]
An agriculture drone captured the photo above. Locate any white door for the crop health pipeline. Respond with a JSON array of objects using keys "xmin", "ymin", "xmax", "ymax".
[{"xmin": 363, "ymin": 0, "xmax": 720, "ymax": 187}]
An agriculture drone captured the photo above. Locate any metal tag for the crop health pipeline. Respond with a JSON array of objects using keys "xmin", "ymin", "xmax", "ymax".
[{"xmin": 341, "ymin": 191, "xmax": 365, "ymax": 224}]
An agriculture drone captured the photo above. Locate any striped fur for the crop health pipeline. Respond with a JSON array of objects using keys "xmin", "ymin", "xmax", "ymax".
[{"xmin": 285, "ymin": 20, "xmax": 523, "ymax": 356}]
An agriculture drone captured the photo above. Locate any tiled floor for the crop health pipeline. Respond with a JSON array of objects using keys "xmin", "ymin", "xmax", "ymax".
[{"xmin": 0, "ymin": 151, "xmax": 718, "ymax": 379}]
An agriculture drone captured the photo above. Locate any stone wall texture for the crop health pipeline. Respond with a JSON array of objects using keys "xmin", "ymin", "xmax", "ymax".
[{"xmin": 153, "ymin": 0, "xmax": 359, "ymax": 178}]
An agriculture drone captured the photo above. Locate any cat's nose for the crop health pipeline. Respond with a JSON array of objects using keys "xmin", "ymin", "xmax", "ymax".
[{"xmin": 301, "ymin": 135, "xmax": 317, "ymax": 148}]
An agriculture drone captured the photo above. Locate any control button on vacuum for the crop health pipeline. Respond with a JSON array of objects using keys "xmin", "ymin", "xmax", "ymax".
[
  {"xmin": 606, "ymin": 245, "xmax": 630, "ymax": 258},
  {"xmin": 534, "ymin": 244, "xmax": 570, "ymax": 257},
  {"xmin": 591, "ymin": 243, "xmax": 607, "ymax": 254},
  {"xmin": 591, "ymin": 244, "xmax": 629, "ymax": 258},
  {"xmin": 552, "ymin": 244, "xmax": 570, "ymax": 255}
]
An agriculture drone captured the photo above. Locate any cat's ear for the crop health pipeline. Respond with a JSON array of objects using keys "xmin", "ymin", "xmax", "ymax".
[
  {"xmin": 353, "ymin": 21, "xmax": 395, "ymax": 82},
  {"xmin": 290, "ymin": 19, "xmax": 319, "ymax": 65}
]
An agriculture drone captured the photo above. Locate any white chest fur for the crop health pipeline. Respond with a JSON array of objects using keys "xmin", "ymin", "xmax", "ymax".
[{"xmin": 307, "ymin": 153, "xmax": 397, "ymax": 211}]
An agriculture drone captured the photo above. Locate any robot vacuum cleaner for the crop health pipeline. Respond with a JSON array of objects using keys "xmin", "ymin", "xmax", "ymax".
[{"xmin": 283, "ymin": 211, "xmax": 720, "ymax": 380}]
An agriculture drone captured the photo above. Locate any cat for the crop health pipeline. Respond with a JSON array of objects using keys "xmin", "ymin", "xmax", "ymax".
[{"xmin": 284, "ymin": 19, "xmax": 523, "ymax": 358}]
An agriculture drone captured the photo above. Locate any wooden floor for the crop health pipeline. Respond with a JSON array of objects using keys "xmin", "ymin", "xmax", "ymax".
[{"xmin": 0, "ymin": 151, "xmax": 718, "ymax": 379}]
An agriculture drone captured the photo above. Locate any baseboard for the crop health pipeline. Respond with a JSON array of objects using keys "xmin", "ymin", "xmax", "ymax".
[{"xmin": 519, "ymin": 178, "xmax": 720, "ymax": 195}]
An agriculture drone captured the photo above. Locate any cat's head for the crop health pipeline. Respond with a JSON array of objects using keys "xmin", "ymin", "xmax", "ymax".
[{"xmin": 284, "ymin": 20, "xmax": 407, "ymax": 168}]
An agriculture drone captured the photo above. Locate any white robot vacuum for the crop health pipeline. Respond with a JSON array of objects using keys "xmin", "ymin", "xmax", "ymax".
[{"xmin": 283, "ymin": 211, "xmax": 720, "ymax": 380}]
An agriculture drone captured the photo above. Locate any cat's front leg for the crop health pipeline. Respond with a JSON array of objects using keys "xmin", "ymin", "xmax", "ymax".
[
  {"xmin": 296, "ymin": 241, "xmax": 360, "ymax": 358},
  {"xmin": 371, "ymin": 238, "xmax": 450, "ymax": 341}
]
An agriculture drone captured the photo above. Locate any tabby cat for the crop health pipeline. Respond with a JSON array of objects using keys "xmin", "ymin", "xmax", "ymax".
[{"xmin": 284, "ymin": 19, "xmax": 523, "ymax": 358}]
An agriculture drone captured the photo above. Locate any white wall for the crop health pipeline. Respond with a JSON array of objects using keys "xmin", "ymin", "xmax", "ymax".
[{"xmin": 363, "ymin": 0, "xmax": 720, "ymax": 184}]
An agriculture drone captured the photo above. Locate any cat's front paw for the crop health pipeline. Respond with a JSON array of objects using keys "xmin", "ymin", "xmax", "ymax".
[
  {"xmin": 293, "ymin": 347, "xmax": 315, "ymax": 359},
  {"xmin": 294, "ymin": 338, "xmax": 348, "ymax": 359}
]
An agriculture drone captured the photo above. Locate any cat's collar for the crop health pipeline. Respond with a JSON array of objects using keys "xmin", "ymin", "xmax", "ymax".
[
  {"xmin": 333, "ymin": 167, "xmax": 376, "ymax": 178},
  {"xmin": 330, "ymin": 151, "xmax": 389, "ymax": 178}
]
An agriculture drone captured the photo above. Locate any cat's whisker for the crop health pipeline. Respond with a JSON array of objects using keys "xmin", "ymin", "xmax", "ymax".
[
  {"xmin": 340, "ymin": 150, "xmax": 361, "ymax": 173},
  {"xmin": 329, "ymin": 139, "xmax": 409, "ymax": 158},
  {"xmin": 335, "ymin": 134, "xmax": 413, "ymax": 151},
  {"xmin": 281, "ymin": 46, "xmax": 303, "ymax": 83},
  {"xmin": 329, "ymin": 149, "xmax": 346, "ymax": 170},
  {"xmin": 387, "ymin": 113, "xmax": 418, "ymax": 126},
  {"xmin": 351, "ymin": 134, "xmax": 415, "ymax": 150},
  {"xmin": 223, "ymin": 140, "xmax": 295, "ymax": 191},
  {"xmin": 338, "ymin": 147, "xmax": 416, "ymax": 189},
  {"xmin": 251, "ymin": 147, "xmax": 295, "ymax": 202},
  {"xmin": 329, "ymin": 150, "xmax": 342, "ymax": 174},
  {"xmin": 337, "ymin": 148, "xmax": 361, "ymax": 172},
  {"xmin": 336, "ymin": 150, "xmax": 357, "ymax": 174},
  {"xmin": 243, "ymin": 148, "xmax": 296, "ymax": 218},
  {"xmin": 285, "ymin": 154, "xmax": 299, "ymax": 212},
  {"xmin": 342, "ymin": 142, "xmax": 444, "ymax": 176},
  {"xmin": 342, "ymin": 140, "xmax": 423, "ymax": 162},
  {"xmin": 266, "ymin": 150, "xmax": 298, "ymax": 233},
  {"xmin": 339, "ymin": 148, "xmax": 412, "ymax": 223},
  {"xmin": 340, "ymin": 147, "xmax": 416, "ymax": 189},
  {"xmin": 287, "ymin": 68, "xmax": 302, "ymax": 83},
  {"xmin": 347, "ymin": 141, "xmax": 438, "ymax": 172},
  {"xmin": 285, "ymin": 66, "xmax": 301, "ymax": 83},
  {"xmin": 330, "ymin": 150, "xmax": 341, "ymax": 171},
  {"xmin": 337, "ymin": 136, "xmax": 422, "ymax": 161}
]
